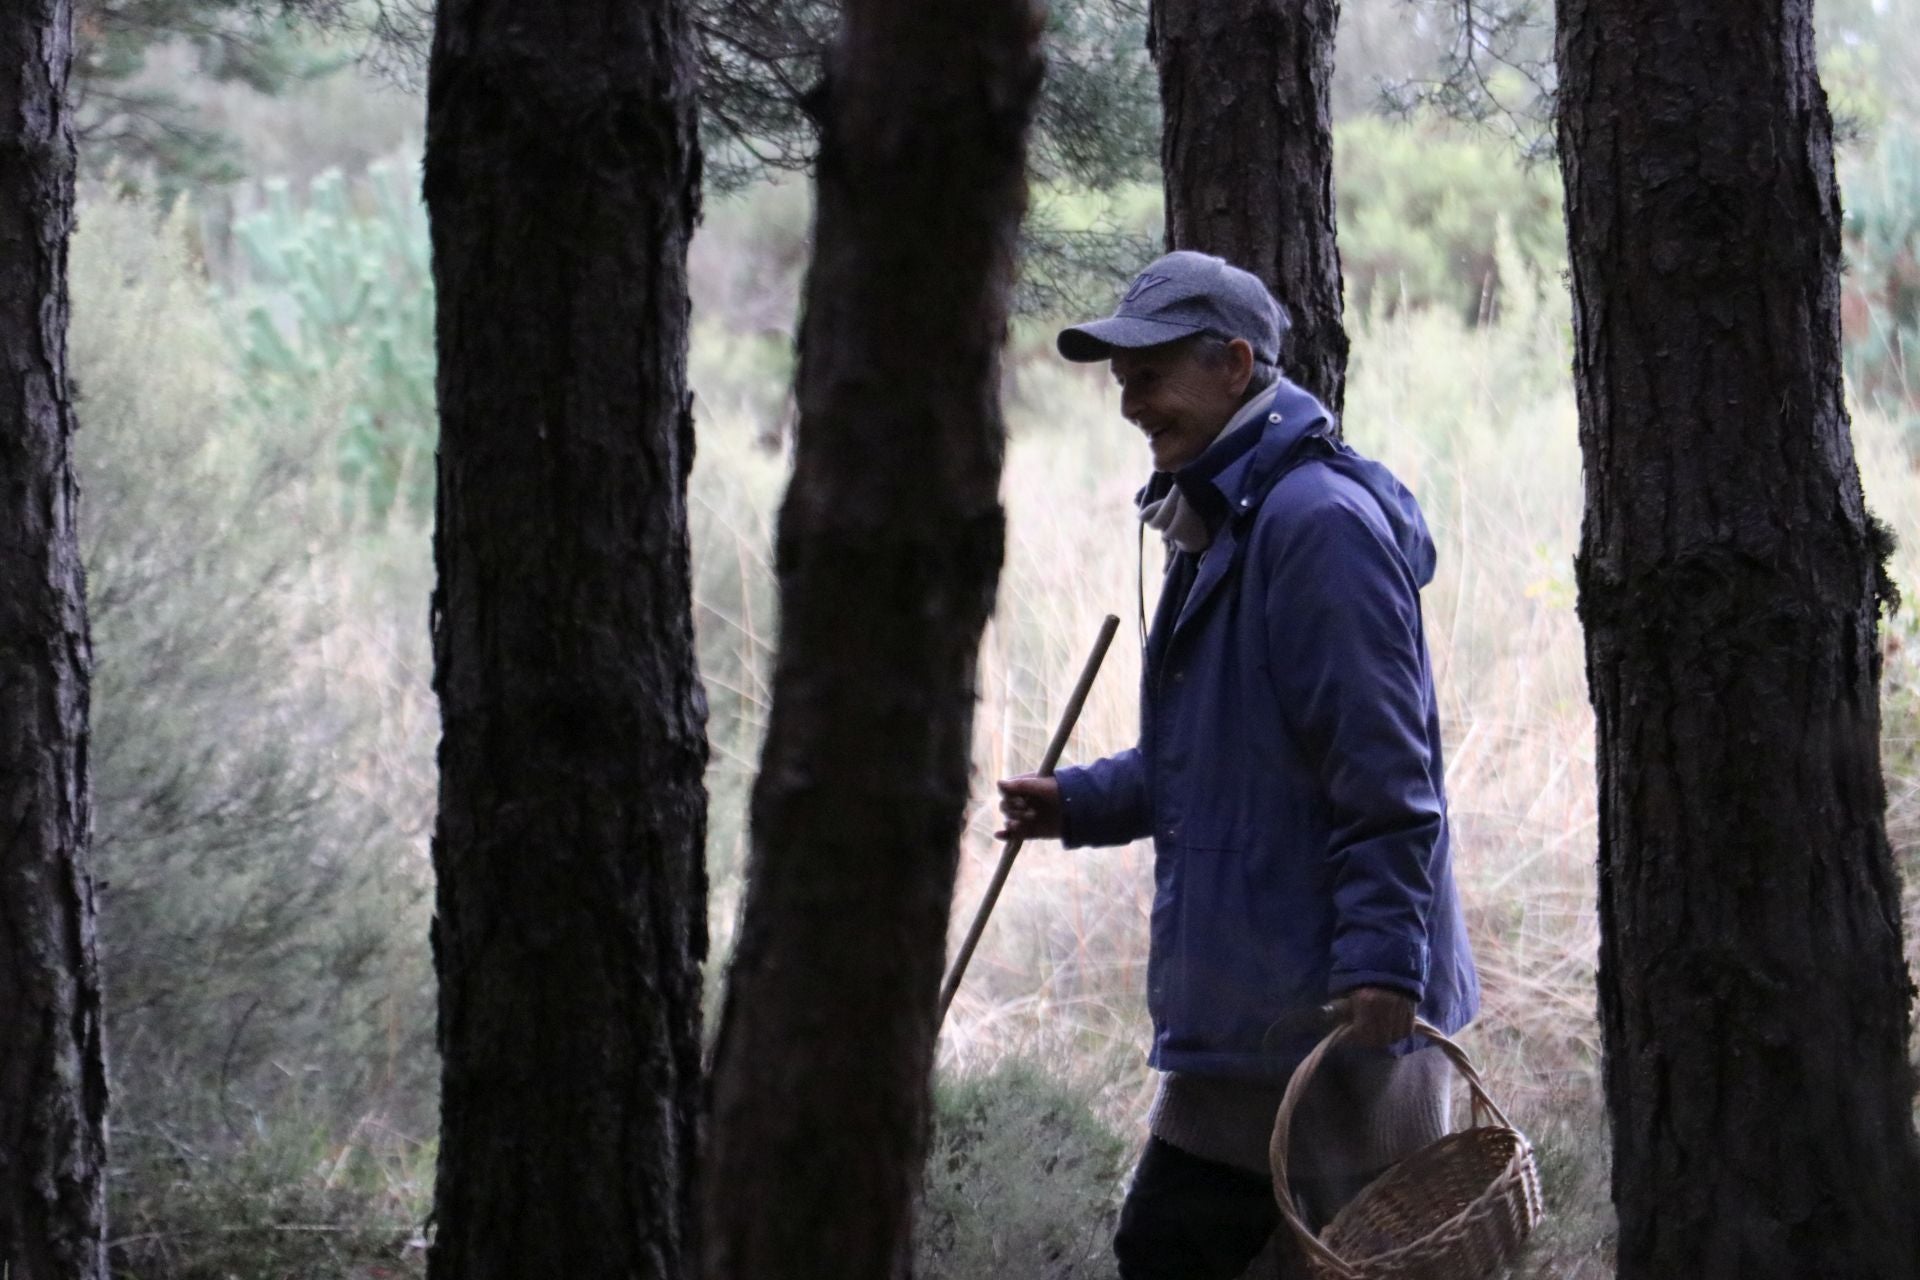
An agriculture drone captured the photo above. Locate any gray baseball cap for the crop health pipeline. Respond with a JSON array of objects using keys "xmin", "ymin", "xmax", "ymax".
[{"xmin": 1057, "ymin": 250, "xmax": 1290, "ymax": 365}]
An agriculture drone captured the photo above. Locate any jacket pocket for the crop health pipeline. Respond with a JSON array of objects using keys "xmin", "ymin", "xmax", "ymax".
[{"xmin": 1162, "ymin": 836, "xmax": 1331, "ymax": 1060}]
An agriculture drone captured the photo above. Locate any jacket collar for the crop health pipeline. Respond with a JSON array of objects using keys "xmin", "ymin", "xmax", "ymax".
[
  {"xmin": 1136, "ymin": 377, "xmax": 1336, "ymax": 540},
  {"xmin": 1167, "ymin": 378, "xmax": 1338, "ymax": 640},
  {"xmin": 1200, "ymin": 376, "xmax": 1338, "ymax": 523}
]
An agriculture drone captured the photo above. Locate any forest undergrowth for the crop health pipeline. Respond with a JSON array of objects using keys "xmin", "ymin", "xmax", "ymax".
[{"xmin": 77, "ymin": 137, "xmax": 1920, "ymax": 1278}]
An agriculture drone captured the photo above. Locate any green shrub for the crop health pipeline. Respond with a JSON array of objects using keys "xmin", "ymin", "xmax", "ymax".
[
  {"xmin": 1508, "ymin": 1079, "xmax": 1614, "ymax": 1279},
  {"xmin": 74, "ymin": 2, "xmax": 339, "ymax": 189},
  {"xmin": 109, "ymin": 1094, "xmax": 430, "ymax": 1280},
  {"xmin": 226, "ymin": 160, "xmax": 437, "ymax": 524},
  {"xmin": 1334, "ymin": 116, "xmax": 1566, "ymax": 323},
  {"xmin": 1013, "ymin": 118, "xmax": 1571, "ymax": 327},
  {"xmin": 917, "ymin": 1061, "xmax": 1130, "ymax": 1280},
  {"xmin": 73, "ymin": 188, "xmax": 435, "ymax": 1129}
]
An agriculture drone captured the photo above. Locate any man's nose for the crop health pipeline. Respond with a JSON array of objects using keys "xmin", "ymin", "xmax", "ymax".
[{"xmin": 1119, "ymin": 386, "xmax": 1144, "ymax": 424}]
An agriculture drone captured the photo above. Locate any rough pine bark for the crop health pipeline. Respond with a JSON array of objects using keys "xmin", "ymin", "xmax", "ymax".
[
  {"xmin": 1150, "ymin": 0, "xmax": 1348, "ymax": 414},
  {"xmin": 422, "ymin": 2, "xmax": 707, "ymax": 1275},
  {"xmin": 1556, "ymin": 1, "xmax": 1920, "ymax": 1275},
  {"xmin": 700, "ymin": 1, "xmax": 1042, "ymax": 1276},
  {"xmin": 0, "ymin": 3, "xmax": 109, "ymax": 1278}
]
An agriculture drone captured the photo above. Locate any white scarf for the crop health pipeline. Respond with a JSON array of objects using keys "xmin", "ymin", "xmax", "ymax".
[{"xmin": 1136, "ymin": 393, "xmax": 1272, "ymax": 554}]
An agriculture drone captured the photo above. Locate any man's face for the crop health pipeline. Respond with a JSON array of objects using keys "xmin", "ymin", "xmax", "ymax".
[{"xmin": 1110, "ymin": 339, "xmax": 1250, "ymax": 472}]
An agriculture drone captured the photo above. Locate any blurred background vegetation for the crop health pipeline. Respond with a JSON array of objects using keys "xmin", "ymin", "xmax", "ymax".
[{"xmin": 73, "ymin": 0, "xmax": 1920, "ymax": 1275}]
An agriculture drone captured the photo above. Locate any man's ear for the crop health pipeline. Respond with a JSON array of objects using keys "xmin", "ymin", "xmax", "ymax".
[{"xmin": 1226, "ymin": 337, "xmax": 1256, "ymax": 396}]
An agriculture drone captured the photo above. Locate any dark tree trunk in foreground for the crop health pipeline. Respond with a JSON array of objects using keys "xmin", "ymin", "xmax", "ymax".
[
  {"xmin": 1150, "ymin": 0, "xmax": 1348, "ymax": 414},
  {"xmin": 0, "ymin": 4, "xmax": 109, "ymax": 1277},
  {"xmin": 1558, "ymin": 2, "xmax": 1920, "ymax": 1275},
  {"xmin": 422, "ymin": 2, "xmax": 707, "ymax": 1275},
  {"xmin": 701, "ymin": 1, "xmax": 1040, "ymax": 1276}
]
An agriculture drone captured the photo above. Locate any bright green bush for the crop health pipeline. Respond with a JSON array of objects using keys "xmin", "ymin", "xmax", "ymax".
[
  {"xmin": 227, "ymin": 160, "xmax": 437, "ymax": 523},
  {"xmin": 1334, "ymin": 116, "xmax": 1566, "ymax": 323},
  {"xmin": 1016, "ymin": 119, "xmax": 1571, "ymax": 327}
]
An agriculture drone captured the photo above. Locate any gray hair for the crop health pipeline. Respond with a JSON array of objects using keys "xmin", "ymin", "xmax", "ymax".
[{"xmin": 1189, "ymin": 334, "xmax": 1281, "ymax": 400}]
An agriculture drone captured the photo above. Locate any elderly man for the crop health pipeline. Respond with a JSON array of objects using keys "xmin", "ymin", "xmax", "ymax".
[{"xmin": 997, "ymin": 251, "xmax": 1479, "ymax": 1279}]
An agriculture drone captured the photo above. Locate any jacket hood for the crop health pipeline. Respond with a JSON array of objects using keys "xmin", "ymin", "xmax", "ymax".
[{"xmin": 1213, "ymin": 377, "xmax": 1438, "ymax": 589}]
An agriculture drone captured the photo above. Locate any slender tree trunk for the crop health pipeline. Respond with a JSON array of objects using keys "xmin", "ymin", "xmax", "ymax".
[
  {"xmin": 422, "ymin": 2, "xmax": 707, "ymax": 1275},
  {"xmin": 700, "ymin": 1, "xmax": 1041, "ymax": 1276},
  {"xmin": 1150, "ymin": 0, "xmax": 1348, "ymax": 414},
  {"xmin": 0, "ymin": 3, "xmax": 108, "ymax": 1277},
  {"xmin": 1557, "ymin": 2, "xmax": 1920, "ymax": 1275}
]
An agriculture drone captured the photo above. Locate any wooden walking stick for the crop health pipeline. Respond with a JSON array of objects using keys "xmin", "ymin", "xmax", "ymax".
[{"xmin": 937, "ymin": 613, "xmax": 1121, "ymax": 1028}]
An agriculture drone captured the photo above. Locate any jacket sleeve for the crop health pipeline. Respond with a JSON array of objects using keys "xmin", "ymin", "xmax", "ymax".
[
  {"xmin": 1054, "ymin": 748, "xmax": 1151, "ymax": 849},
  {"xmin": 1260, "ymin": 485, "xmax": 1441, "ymax": 1001}
]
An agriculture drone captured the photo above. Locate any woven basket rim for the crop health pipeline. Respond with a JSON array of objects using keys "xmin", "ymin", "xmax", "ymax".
[{"xmin": 1321, "ymin": 1128, "xmax": 1539, "ymax": 1268}]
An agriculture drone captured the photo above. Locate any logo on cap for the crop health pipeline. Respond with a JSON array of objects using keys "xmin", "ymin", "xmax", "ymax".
[{"xmin": 1122, "ymin": 273, "xmax": 1172, "ymax": 306}]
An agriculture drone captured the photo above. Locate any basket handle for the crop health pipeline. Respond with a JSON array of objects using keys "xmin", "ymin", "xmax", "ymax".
[{"xmin": 1268, "ymin": 1018, "xmax": 1515, "ymax": 1278}]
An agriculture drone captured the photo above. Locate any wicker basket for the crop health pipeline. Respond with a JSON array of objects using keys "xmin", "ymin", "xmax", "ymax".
[{"xmin": 1269, "ymin": 1020, "xmax": 1544, "ymax": 1280}]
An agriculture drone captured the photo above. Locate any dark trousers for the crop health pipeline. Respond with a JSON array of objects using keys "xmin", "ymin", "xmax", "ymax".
[{"xmin": 1113, "ymin": 1138, "xmax": 1376, "ymax": 1280}]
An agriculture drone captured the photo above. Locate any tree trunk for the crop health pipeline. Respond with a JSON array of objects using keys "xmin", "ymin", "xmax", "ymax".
[
  {"xmin": 699, "ymin": 1, "xmax": 1040, "ymax": 1276},
  {"xmin": 0, "ymin": 3, "xmax": 109, "ymax": 1277},
  {"xmin": 1150, "ymin": 0, "xmax": 1348, "ymax": 414},
  {"xmin": 1557, "ymin": 2, "xmax": 1920, "ymax": 1275},
  {"xmin": 422, "ymin": 3, "xmax": 707, "ymax": 1275}
]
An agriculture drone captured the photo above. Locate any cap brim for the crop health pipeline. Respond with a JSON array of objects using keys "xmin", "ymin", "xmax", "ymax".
[{"xmin": 1056, "ymin": 315, "xmax": 1207, "ymax": 363}]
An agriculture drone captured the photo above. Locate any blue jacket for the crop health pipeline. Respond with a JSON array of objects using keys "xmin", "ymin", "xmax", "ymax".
[{"xmin": 1055, "ymin": 378, "xmax": 1479, "ymax": 1079}]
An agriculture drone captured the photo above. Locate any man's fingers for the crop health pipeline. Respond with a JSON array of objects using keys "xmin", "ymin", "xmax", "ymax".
[
  {"xmin": 991, "ymin": 775, "xmax": 1061, "ymax": 842},
  {"xmin": 1344, "ymin": 987, "xmax": 1415, "ymax": 1049},
  {"xmin": 1353, "ymin": 1016, "xmax": 1398, "ymax": 1050}
]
